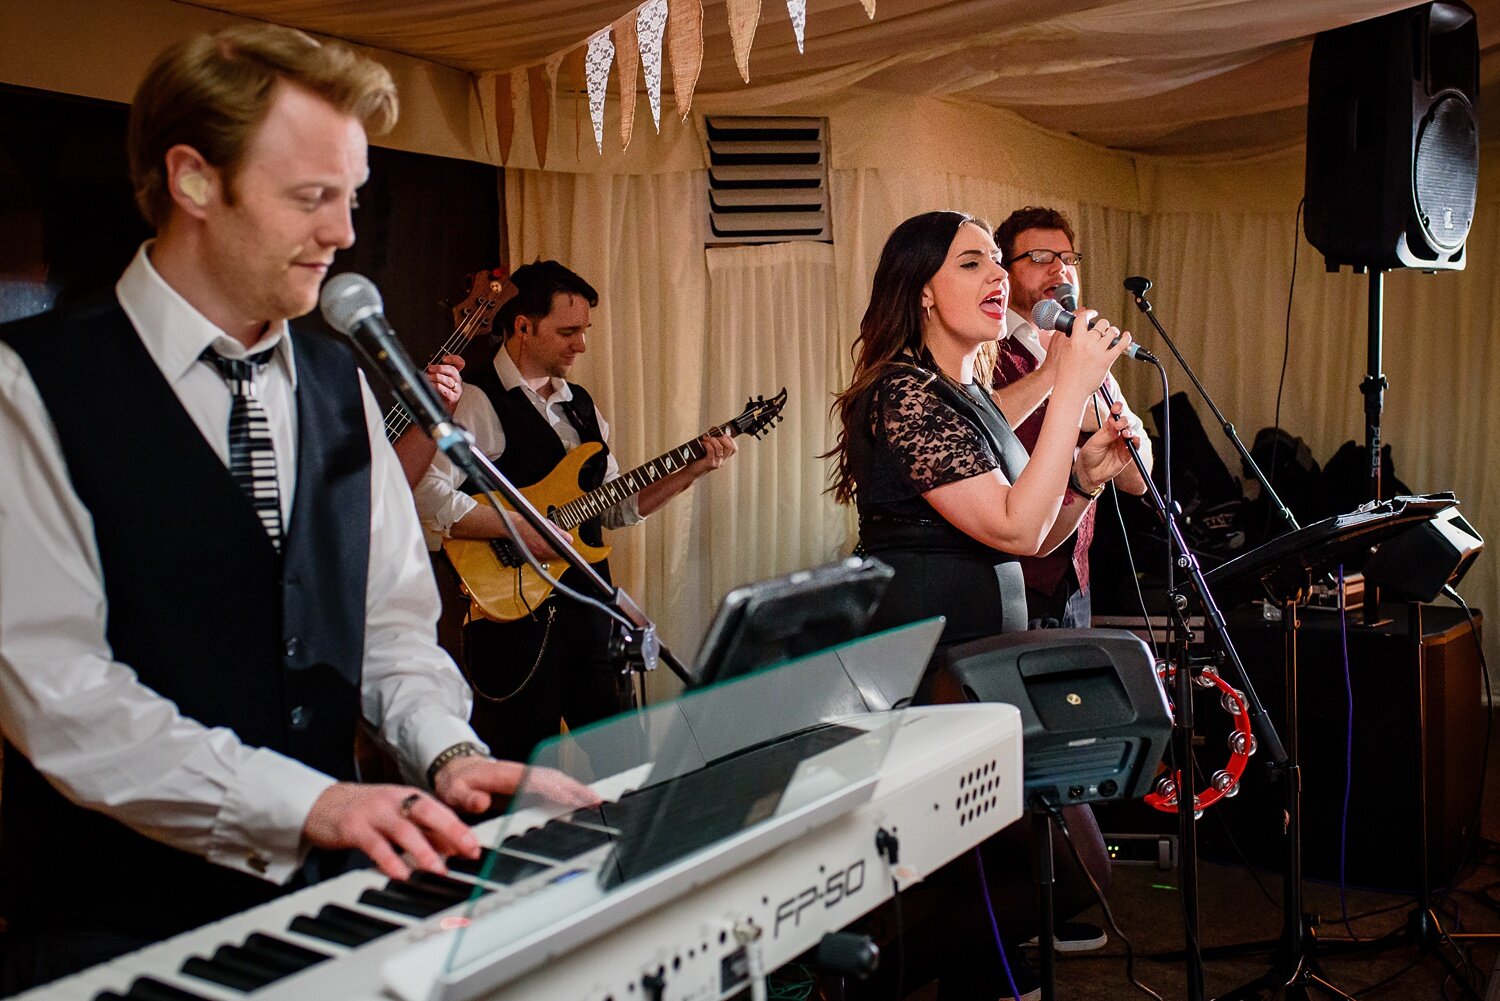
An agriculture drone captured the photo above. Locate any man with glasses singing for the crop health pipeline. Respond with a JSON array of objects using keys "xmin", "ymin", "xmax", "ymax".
[{"xmin": 989, "ymin": 206, "xmax": 1152, "ymax": 635}]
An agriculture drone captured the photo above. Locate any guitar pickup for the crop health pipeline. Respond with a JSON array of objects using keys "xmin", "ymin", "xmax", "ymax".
[{"xmin": 488, "ymin": 538, "xmax": 523, "ymax": 568}]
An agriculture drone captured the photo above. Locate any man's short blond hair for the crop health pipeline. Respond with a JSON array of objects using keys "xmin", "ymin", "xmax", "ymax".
[{"xmin": 127, "ymin": 23, "xmax": 398, "ymax": 228}]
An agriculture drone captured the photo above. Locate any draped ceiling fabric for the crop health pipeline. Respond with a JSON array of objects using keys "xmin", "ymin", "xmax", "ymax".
[
  {"xmin": 5, "ymin": 0, "xmax": 1500, "ymax": 682},
  {"xmin": 142, "ymin": 0, "xmax": 1500, "ymax": 157}
]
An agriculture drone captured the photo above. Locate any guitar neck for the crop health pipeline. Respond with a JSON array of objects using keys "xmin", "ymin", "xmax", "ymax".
[
  {"xmin": 382, "ymin": 334, "xmax": 470, "ymax": 443},
  {"xmin": 552, "ymin": 424, "xmax": 733, "ymax": 529}
]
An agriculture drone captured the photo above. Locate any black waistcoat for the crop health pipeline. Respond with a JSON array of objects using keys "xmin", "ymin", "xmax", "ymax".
[
  {"xmin": 464, "ymin": 354, "xmax": 610, "ymax": 551},
  {"xmin": 0, "ymin": 295, "xmax": 371, "ymax": 938}
]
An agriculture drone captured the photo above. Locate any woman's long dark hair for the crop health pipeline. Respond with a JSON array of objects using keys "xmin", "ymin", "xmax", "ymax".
[{"xmin": 825, "ymin": 210, "xmax": 987, "ymax": 504}]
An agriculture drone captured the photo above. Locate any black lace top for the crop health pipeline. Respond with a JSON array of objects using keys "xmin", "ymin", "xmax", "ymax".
[{"xmin": 869, "ymin": 369, "xmax": 1004, "ymax": 493}]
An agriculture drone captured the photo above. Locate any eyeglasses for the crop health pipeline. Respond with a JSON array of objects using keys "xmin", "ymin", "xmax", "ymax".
[{"xmin": 1005, "ymin": 249, "xmax": 1083, "ymax": 267}]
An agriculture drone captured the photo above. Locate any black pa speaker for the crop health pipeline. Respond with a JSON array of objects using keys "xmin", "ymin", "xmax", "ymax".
[
  {"xmin": 1304, "ymin": 2, "xmax": 1479, "ymax": 271},
  {"xmin": 938, "ymin": 629, "xmax": 1173, "ymax": 807},
  {"xmin": 1363, "ymin": 505, "xmax": 1484, "ymax": 601}
]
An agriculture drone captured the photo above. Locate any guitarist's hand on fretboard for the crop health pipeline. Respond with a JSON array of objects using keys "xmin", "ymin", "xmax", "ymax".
[
  {"xmin": 635, "ymin": 432, "xmax": 738, "ymax": 518},
  {"xmin": 424, "ymin": 353, "xmax": 465, "ymax": 409}
]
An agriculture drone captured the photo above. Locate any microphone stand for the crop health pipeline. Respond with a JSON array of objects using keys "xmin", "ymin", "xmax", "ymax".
[
  {"xmin": 426, "ymin": 418, "xmax": 692, "ymax": 687},
  {"xmin": 1092, "ymin": 373, "xmax": 1289, "ymax": 1001}
]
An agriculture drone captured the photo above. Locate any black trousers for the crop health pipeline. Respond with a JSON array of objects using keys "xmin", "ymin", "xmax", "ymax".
[{"xmin": 463, "ymin": 590, "xmax": 628, "ymax": 765}]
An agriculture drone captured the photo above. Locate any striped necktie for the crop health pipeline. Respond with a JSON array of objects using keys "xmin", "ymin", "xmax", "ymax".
[{"xmin": 201, "ymin": 347, "xmax": 283, "ymax": 551}]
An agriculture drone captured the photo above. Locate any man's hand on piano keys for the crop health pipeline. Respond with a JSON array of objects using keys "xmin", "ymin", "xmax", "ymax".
[
  {"xmin": 302, "ymin": 782, "xmax": 482, "ymax": 882},
  {"xmin": 434, "ymin": 756, "xmax": 602, "ymax": 816}
]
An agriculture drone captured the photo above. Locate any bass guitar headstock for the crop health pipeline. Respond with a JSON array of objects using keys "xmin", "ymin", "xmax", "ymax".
[{"xmin": 450, "ymin": 267, "xmax": 518, "ymax": 343}]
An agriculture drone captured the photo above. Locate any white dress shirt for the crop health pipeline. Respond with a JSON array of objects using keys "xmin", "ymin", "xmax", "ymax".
[
  {"xmin": 414, "ymin": 346, "xmax": 642, "ymax": 550},
  {"xmin": 1004, "ymin": 306, "xmax": 1153, "ymax": 464},
  {"xmin": 0, "ymin": 244, "xmax": 482, "ymax": 884}
]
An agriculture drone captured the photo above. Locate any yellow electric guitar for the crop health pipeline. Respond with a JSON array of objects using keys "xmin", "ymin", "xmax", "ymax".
[{"xmin": 445, "ymin": 389, "xmax": 787, "ymax": 622}]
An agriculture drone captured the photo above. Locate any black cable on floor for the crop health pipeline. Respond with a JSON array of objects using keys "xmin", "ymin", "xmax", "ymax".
[{"xmin": 1045, "ymin": 802, "xmax": 1163, "ymax": 1001}]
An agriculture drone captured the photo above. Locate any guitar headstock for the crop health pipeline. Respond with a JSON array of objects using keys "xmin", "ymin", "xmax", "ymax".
[
  {"xmin": 450, "ymin": 267, "xmax": 519, "ymax": 343},
  {"xmin": 730, "ymin": 387, "xmax": 788, "ymax": 439}
]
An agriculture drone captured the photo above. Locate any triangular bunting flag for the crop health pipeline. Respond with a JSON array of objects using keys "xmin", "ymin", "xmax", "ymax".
[
  {"xmin": 493, "ymin": 72, "xmax": 515, "ymax": 164},
  {"xmin": 613, "ymin": 11, "xmax": 639, "ymax": 150},
  {"xmin": 859, "ymin": 0, "xmax": 875, "ymax": 17},
  {"xmin": 666, "ymin": 0, "xmax": 703, "ymax": 120},
  {"xmin": 638, "ymin": 0, "xmax": 668, "ymax": 133},
  {"xmin": 585, "ymin": 30, "xmax": 614, "ymax": 154},
  {"xmin": 787, "ymin": 0, "xmax": 806, "ymax": 53},
  {"xmin": 528, "ymin": 63, "xmax": 550, "ymax": 168},
  {"xmin": 725, "ymin": 0, "xmax": 761, "ymax": 83}
]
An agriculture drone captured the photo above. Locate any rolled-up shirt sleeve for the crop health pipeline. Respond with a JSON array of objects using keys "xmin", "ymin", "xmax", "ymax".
[{"xmin": 0, "ymin": 343, "xmax": 334, "ymax": 884}]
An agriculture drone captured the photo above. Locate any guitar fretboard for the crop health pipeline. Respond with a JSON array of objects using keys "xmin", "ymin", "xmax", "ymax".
[
  {"xmin": 551, "ymin": 434, "xmax": 720, "ymax": 529},
  {"xmin": 383, "ymin": 288, "xmax": 503, "ymax": 443}
]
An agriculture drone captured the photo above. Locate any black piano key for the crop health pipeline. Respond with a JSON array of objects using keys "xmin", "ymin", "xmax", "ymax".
[
  {"xmin": 406, "ymin": 870, "xmax": 490, "ymax": 903},
  {"xmin": 567, "ymin": 805, "xmax": 609, "ymax": 827},
  {"xmin": 447, "ymin": 849, "xmax": 549, "ymax": 884},
  {"xmin": 288, "ymin": 903, "xmax": 400, "ymax": 947},
  {"xmin": 240, "ymin": 933, "xmax": 329, "ymax": 973},
  {"xmin": 121, "ymin": 976, "xmax": 214, "ymax": 1001},
  {"xmin": 202, "ymin": 944, "xmax": 301, "ymax": 983},
  {"xmin": 503, "ymin": 819, "xmax": 615, "ymax": 861},
  {"xmin": 180, "ymin": 954, "xmax": 271, "ymax": 992},
  {"xmin": 358, "ymin": 885, "xmax": 453, "ymax": 919}
]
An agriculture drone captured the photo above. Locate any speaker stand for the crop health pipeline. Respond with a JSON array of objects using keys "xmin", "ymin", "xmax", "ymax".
[{"xmin": 1360, "ymin": 268, "xmax": 1390, "ymax": 626}]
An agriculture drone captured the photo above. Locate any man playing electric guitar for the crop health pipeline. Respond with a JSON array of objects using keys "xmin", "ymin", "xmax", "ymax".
[{"xmin": 413, "ymin": 260, "xmax": 735, "ymax": 761}]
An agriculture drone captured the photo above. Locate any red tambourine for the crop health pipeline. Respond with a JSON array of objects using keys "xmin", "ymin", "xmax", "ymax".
[{"xmin": 1144, "ymin": 664, "xmax": 1255, "ymax": 814}]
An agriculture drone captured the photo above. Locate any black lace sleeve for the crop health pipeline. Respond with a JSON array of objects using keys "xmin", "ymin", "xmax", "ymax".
[{"xmin": 871, "ymin": 370, "xmax": 999, "ymax": 493}]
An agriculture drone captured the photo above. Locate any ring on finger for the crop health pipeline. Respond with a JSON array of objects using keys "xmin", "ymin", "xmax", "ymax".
[{"xmin": 399, "ymin": 792, "xmax": 422, "ymax": 819}]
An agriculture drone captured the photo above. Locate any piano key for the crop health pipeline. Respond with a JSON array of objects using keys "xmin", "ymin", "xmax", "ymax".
[
  {"xmin": 404, "ymin": 871, "xmax": 489, "ymax": 904},
  {"xmin": 237, "ymin": 934, "xmax": 328, "ymax": 974},
  {"xmin": 357, "ymin": 886, "xmax": 455, "ymax": 920},
  {"xmin": 288, "ymin": 904, "xmax": 400, "ymax": 948},
  {"xmin": 501, "ymin": 819, "xmax": 615, "ymax": 861},
  {"xmin": 446, "ymin": 849, "xmax": 548, "ymax": 884},
  {"xmin": 178, "ymin": 955, "xmax": 268, "ymax": 993},
  {"xmin": 119, "ymin": 976, "xmax": 213, "ymax": 1001}
]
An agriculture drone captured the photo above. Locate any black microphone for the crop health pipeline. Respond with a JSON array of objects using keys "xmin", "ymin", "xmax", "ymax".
[
  {"xmin": 1054, "ymin": 282, "xmax": 1079, "ymax": 312},
  {"xmin": 1030, "ymin": 299, "xmax": 1159, "ymax": 364},
  {"xmin": 1123, "ymin": 276, "xmax": 1152, "ymax": 296},
  {"xmin": 320, "ymin": 272, "xmax": 459, "ymax": 438}
]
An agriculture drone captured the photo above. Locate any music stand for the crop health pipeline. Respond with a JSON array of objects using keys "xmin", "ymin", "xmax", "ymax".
[{"xmin": 1199, "ymin": 493, "xmax": 1459, "ymax": 1001}]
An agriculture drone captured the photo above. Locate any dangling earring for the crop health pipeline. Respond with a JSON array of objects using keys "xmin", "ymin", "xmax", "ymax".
[{"xmin": 923, "ymin": 303, "xmax": 933, "ymax": 323}]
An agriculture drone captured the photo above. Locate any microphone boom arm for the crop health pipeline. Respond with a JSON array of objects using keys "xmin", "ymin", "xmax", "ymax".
[{"xmin": 1126, "ymin": 282, "xmax": 1299, "ymax": 534}]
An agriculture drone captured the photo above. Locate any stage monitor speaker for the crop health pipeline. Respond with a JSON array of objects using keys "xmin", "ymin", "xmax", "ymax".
[
  {"xmin": 1363, "ymin": 505, "xmax": 1484, "ymax": 602},
  {"xmin": 1304, "ymin": 1, "xmax": 1479, "ymax": 272},
  {"xmin": 938, "ymin": 628, "xmax": 1172, "ymax": 807}
]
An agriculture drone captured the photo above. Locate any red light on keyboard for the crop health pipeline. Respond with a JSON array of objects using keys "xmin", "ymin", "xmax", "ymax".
[{"xmin": 439, "ymin": 916, "xmax": 472, "ymax": 931}]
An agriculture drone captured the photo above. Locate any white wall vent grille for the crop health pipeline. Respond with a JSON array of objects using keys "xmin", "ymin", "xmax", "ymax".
[{"xmin": 705, "ymin": 116, "xmax": 831, "ymax": 245}]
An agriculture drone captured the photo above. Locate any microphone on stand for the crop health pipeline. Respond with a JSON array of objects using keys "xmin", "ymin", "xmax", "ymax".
[
  {"xmin": 320, "ymin": 272, "xmax": 466, "ymax": 448},
  {"xmin": 1031, "ymin": 299, "xmax": 1159, "ymax": 364},
  {"xmin": 1055, "ymin": 282, "xmax": 1079, "ymax": 312}
]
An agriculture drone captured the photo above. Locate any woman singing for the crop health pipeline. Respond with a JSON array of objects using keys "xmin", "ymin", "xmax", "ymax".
[{"xmin": 828, "ymin": 209, "xmax": 1138, "ymax": 645}]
